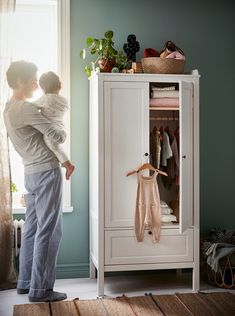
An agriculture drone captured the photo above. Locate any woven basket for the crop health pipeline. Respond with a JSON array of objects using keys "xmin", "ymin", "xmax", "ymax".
[
  {"xmin": 141, "ymin": 57, "xmax": 185, "ymax": 74},
  {"xmin": 201, "ymin": 251, "xmax": 235, "ymax": 289}
]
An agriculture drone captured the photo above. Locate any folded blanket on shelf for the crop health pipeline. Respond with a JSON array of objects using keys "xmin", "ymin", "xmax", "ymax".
[
  {"xmin": 151, "ymin": 90, "xmax": 179, "ymax": 98},
  {"xmin": 150, "ymin": 98, "xmax": 179, "ymax": 107},
  {"xmin": 161, "ymin": 214, "xmax": 177, "ymax": 222},
  {"xmin": 160, "ymin": 200, "xmax": 169, "ymax": 207},
  {"xmin": 160, "ymin": 200, "xmax": 173, "ymax": 215},
  {"xmin": 152, "ymin": 86, "xmax": 175, "ymax": 91},
  {"xmin": 161, "ymin": 207, "xmax": 173, "ymax": 215}
]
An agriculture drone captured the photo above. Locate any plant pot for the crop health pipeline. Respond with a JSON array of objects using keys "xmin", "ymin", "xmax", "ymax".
[{"xmin": 98, "ymin": 58, "xmax": 116, "ymax": 72}]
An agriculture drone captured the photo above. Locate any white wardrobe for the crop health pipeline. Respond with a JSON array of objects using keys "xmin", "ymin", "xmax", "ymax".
[{"xmin": 89, "ymin": 71, "xmax": 200, "ymax": 296}]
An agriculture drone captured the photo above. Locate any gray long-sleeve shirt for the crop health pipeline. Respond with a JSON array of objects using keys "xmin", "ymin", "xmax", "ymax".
[{"xmin": 3, "ymin": 99, "xmax": 66, "ymax": 174}]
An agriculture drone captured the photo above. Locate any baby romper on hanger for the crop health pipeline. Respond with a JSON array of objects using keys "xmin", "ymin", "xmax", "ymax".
[{"xmin": 135, "ymin": 170, "xmax": 161, "ymax": 243}]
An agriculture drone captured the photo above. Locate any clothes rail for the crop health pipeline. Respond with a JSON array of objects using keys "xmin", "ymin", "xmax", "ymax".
[{"xmin": 150, "ymin": 117, "xmax": 179, "ymax": 121}]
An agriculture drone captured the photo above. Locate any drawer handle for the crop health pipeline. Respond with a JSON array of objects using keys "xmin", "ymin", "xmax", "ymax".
[{"xmin": 148, "ymin": 231, "xmax": 152, "ymax": 235}]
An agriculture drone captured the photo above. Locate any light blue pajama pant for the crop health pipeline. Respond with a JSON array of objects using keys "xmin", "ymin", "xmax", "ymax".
[{"xmin": 17, "ymin": 167, "xmax": 63, "ymax": 298}]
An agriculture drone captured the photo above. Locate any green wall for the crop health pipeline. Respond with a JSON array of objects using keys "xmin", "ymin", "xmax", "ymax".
[{"xmin": 56, "ymin": 0, "xmax": 235, "ymax": 277}]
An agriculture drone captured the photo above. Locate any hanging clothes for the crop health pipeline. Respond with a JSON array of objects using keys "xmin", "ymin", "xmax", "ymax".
[
  {"xmin": 150, "ymin": 129, "xmax": 161, "ymax": 169},
  {"xmin": 162, "ymin": 129, "xmax": 174, "ymax": 190},
  {"xmin": 174, "ymin": 128, "xmax": 180, "ymax": 186},
  {"xmin": 162, "ymin": 129, "xmax": 179, "ymax": 190},
  {"xmin": 160, "ymin": 130, "xmax": 173, "ymax": 167},
  {"xmin": 170, "ymin": 135, "xmax": 179, "ymax": 180},
  {"xmin": 171, "ymin": 136, "xmax": 179, "ymax": 169},
  {"xmin": 135, "ymin": 170, "xmax": 161, "ymax": 243}
]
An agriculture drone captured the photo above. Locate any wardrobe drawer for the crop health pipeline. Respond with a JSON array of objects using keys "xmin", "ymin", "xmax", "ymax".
[{"xmin": 105, "ymin": 228, "xmax": 193, "ymax": 265}]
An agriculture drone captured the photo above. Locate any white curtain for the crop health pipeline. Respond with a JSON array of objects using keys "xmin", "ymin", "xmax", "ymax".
[
  {"xmin": 0, "ymin": 0, "xmax": 17, "ymax": 290},
  {"xmin": 0, "ymin": 0, "xmax": 15, "ymax": 12}
]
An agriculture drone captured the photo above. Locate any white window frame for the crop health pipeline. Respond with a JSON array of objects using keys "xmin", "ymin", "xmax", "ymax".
[{"xmin": 13, "ymin": 0, "xmax": 73, "ymax": 214}]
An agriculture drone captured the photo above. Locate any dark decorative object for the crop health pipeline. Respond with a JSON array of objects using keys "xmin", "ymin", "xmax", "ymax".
[{"xmin": 123, "ymin": 34, "xmax": 140, "ymax": 63}]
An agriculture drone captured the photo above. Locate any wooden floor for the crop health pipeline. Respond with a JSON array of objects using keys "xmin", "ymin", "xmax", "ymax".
[{"xmin": 0, "ymin": 270, "xmax": 234, "ymax": 316}]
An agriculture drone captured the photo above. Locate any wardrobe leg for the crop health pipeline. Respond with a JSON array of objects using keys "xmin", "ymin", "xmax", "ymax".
[
  {"xmin": 193, "ymin": 227, "xmax": 200, "ymax": 292},
  {"xmin": 97, "ymin": 267, "xmax": 104, "ymax": 297},
  {"xmin": 192, "ymin": 267, "xmax": 200, "ymax": 292},
  {"xmin": 90, "ymin": 257, "xmax": 96, "ymax": 279}
]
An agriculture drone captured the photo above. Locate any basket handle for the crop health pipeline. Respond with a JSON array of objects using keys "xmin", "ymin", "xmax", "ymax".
[{"xmin": 160, "ymin": 41, "xmax": 184, "ymax": 56}]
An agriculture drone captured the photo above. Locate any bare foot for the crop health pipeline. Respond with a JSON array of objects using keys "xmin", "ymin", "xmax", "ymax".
[
  {"xmin": 62, "ymin": 160, "xmax": 75, "ymax": 180},
  {"xmin": 65, "ymin": 164, "xmax": 75, "ymax": 180}
]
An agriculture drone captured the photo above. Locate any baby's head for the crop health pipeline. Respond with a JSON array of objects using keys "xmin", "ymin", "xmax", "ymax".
[{"xmin": 39, "ymin": 71, "xmax": 61, "ymax": 94}]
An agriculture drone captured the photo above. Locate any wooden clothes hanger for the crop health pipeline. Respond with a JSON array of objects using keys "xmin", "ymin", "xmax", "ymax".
[{"xmin": 126, "ymin": 162, "xmax": 168, "ymax": 177}]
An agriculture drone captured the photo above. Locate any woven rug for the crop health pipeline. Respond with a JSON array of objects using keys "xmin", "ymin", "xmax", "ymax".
[{"xmin": 13, "ymin": 292, "xmax": 235, "ymax": 316}]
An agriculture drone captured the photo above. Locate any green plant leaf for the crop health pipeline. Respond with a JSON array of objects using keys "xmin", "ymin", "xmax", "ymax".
[
  {"xmin": 115, "ymin": 51, "xmax": 128, "ymax": 69},
  {"xmin": 99, "ymin": 41, "xmax": 103, "ymax": 51},
  {"xmin": 94, "ymin": 39, "xmax": 100, "ymax": 48},
  {"xmin": 86, "ymin": 37, "xmax": 93, "ymax": 48},
  {"xmin": 85, "ymin": 66, "xmax": 91, "ymax": 77},
  {"xmin": 101, "ymin": 38, "xmax": 107, "ymax": 46},
  {"xmin": 90, "ymin": 47, "xmax": 97, "ymax": 55},
  {"xmin": 109, "ymin": 47, "xmax": 117, "ymax": 56},
  {"xmin": 105, "ymin": 30, "xmax": 113, "ymax": 39},
  {"xmin": 102, "ymin": 48, "xmax": 108, "ymax": 59},
  {"xmin": 80, "ymin": 49, "xmax": 86, "ymax": 59}
]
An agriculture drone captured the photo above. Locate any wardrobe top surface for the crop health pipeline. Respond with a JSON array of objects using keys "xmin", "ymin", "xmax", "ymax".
[{"xmin": 89, "ymin": 70, "xmax": 200, "ymax": 82}]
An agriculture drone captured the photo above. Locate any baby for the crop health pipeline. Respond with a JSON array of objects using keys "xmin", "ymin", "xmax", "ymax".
[{"xmin": 35, "ymin": 71, "xmax": 75, "ymax": 180}]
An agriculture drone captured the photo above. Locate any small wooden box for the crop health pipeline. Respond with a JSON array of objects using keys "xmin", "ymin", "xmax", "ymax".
[{"xmin": 132, "ymin": 62, "xmax": 143, "ymax": 73}]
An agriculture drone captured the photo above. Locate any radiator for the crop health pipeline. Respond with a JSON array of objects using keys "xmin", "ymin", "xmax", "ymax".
[{"xmin": 13, "ymin": 219, "xmax": 25, "ymax": 256}]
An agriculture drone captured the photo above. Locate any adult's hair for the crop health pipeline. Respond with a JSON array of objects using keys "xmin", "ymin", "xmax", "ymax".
[
  {"xmin": 6, "ymin": 60, "xmax": 38, "ymax": 89},
  {"xmin": 39, "ymin": 71, "xmax": 61, "ymax": 94}
]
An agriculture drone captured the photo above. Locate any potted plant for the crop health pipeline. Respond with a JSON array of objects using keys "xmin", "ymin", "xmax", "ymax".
[{"xmin": 80, "ymin": 30, "xmax": 118, "ymax": 77}]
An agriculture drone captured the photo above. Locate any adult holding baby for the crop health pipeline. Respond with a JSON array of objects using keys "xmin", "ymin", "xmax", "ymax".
[
  {"xmin": 35, "ymin": 71, "xmax": 75, "ymax": 180},
  {"xmin": 4, "ymin": 60, "xmax": 71, "ymax": 302}
]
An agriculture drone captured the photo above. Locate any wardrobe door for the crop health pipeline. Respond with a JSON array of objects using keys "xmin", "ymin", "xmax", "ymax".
[
  {"xmin": 104, "ymin": 81, "xmax": 149, "ymax": 228},
  {"xmin": 179, "ymin": 81, "xmax": 193, "ymax": 234}
]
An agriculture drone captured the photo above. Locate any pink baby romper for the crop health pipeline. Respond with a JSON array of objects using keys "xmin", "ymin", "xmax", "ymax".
[{"xmin": 135, "ymin": 171, "xmax": 161, "ymax": 243}]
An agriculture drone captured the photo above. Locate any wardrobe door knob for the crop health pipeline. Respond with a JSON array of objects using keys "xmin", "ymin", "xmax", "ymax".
[
  {"xmin": 144, "ymin": 153, "xmax": 149, "ymax": 157},
  {"xmin": 182, "ymin": 155, "xmax": 186, "ymax": 159}
]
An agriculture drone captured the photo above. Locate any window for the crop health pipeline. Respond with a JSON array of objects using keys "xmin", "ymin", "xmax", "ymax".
[{"xmin": 9, "ymin": 0, "xmax": 72, "ymax": 213}]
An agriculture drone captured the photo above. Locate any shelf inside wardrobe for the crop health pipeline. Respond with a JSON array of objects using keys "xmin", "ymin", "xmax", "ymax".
[{"xmin": 150, "ymin": 107, "xmax": 179, "ymax": 111}]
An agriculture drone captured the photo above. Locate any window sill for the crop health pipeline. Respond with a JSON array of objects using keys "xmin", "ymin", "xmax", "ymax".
[{"xmin": 12, "ymin": 206, "xmax": 74, "ymax": 214}]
